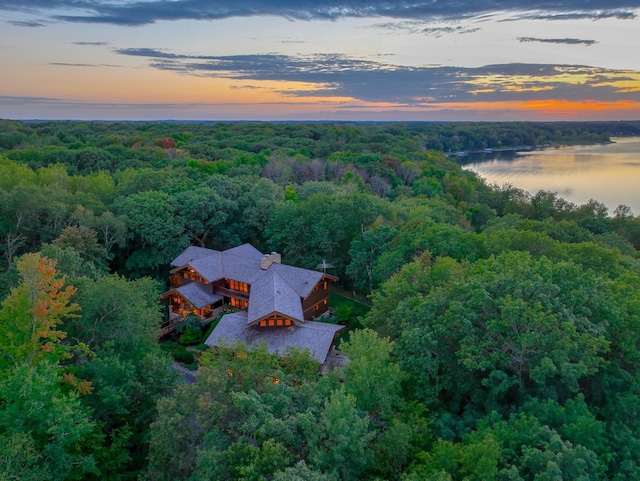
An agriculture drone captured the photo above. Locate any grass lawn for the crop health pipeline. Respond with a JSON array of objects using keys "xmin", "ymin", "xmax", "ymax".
[
  {"xmin": 329, "ymin": 292, "xmax": 371, "ymax": 321},
  {"xmin": 329, "ymin": 290, "xmax": 371, "ymax": 346}
]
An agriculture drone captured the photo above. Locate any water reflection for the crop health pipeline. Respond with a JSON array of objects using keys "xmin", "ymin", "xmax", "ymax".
[{"xmin": 463, "ymin": 137, "xmax": 640, "ymax": 215}]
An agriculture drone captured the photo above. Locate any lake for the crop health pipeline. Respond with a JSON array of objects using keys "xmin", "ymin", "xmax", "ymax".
[{"xmin": 462, "ymin": 137, "xmax": 640, "ymax": 215}]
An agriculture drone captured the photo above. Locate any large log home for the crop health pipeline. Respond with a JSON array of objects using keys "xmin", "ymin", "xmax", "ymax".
[{"xmin": 162, "ymin": 244, "xmax": 345, "ymax": 364}]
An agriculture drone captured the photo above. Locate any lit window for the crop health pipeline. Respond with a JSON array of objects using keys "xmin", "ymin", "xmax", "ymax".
[
  {"xmin": 268, "ymin": 319, "xmax": 275, "ymax": 327},
  {"xmin": 276, "ymin": 319, "xmax": 283, "ymax": 326},
  {"xmin": 285, "ymin": 319, "xmax": 292, "ymax": 326},
  {"xmin": 260, "ymin": 320, "xmax": 267, "ymax": 327},
  {"xmin": 230, "ymin": 298, "xmax": 248, "ymax": 308},
  {"xmin": 229, "ymin": 280, "xmax": 249, "ymax": 293}
]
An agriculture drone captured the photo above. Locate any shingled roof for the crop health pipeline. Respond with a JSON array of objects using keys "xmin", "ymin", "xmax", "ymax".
[
  {"xmin": 247, "ymin": 270, "xmax": 304, "ymax": 325},
  {"xmin": 205, "ymin": 312, "xmax": 346, "ymax": 364},
  {"xmin": 168, "ymin": 283, "xmax": 223, "ymax": 309},
  {"xmin": 170, "ymin": 246, "xmax": 215, "ymax": 267},
  {"xmin": 169, "ymin": 244, "xmax": 330, "ymax": 324}
]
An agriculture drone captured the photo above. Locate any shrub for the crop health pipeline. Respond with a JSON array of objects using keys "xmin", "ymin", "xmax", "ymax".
[
  {"xmin": 160, "ymin": 341, "xmax": 195, "ymax": 364},
  {"xmin": 179, "ymin": 326, "xmax": 202, "ymax": 346},
  {"xmin": 184, "ymin": 362, "xmax": 198, "ymax": 371},
  {"xmin": 335, "ymin": 305, "xmax": 353, "ymax": 323}
]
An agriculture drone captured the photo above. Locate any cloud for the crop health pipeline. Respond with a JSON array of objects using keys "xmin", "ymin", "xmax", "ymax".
[
  {"xmin": 8, "ymin": 20, "xmax": 46, "ymax": 27},
  {"xmin": 72, "ymin": 41, "xmax": 108, "ymax": 46},
  {"xmin": 50, "ymin": 62, "xmax": 99, "ymax": 67},
  {"xmin": 0, "ymin": 95, "xmax": 64, "ymax": 104},
  {"xmin": 49, "ymin": 62, "xmax": 126, "ymax": 68},
  {"xmin": 507, "ymin": 9, "xmax": 637, "ymax": 21},
  {"xmin": 114, "ymin": 48, "xmax": 640, "ymax": 105},
  {"xmin": 0, "ymin": 0, "xmax": 638, "ymax": 26},
  {"xmin": 518, "ymin": 37, "xmax": 597, "ymax": 46},
  {"xmin": 372, "ymin": 20, "xmax": 482, "ymax": 36},
  {"xmin": 115, "ymin": 47, "xmax": 185, "ymax": 59}
]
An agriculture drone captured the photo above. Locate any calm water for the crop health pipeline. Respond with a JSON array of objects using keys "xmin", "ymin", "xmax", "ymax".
[{"xmin": 463, "ymin": 137, "xmax": 640, "ymax": 215}]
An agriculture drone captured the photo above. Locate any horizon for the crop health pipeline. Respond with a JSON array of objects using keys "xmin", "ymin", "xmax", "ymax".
[
  {"xmin": 6, "ymin": 118, "xmax": 640, "ymax": 124},
  {"xmin": 2, "ymin": 1, "xmax": 640, "ymax": 121}
]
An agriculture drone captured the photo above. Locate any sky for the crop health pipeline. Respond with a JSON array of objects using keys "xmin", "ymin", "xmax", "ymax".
[{"xmin": 1, "ymin": 0, "xmax": 640, "ymax": 121}]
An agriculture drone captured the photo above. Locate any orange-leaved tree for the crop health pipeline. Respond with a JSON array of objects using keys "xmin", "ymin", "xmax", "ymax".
[{"xmin": 0, "ymin": 253, "xmax": 80, "ymax": 374}]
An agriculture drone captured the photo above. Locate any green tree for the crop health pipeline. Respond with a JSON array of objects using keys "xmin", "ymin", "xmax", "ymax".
[
  {"xmin": 0, "ymin": 362, "xmax": 100, "ymax": 481},
  {"xmin": 68, "ymin": 274, "xmax": 161, "ymax": 357},
  {"xmin": 114, "ymin": 190, "xmax": 189, "ymax": 275},
  {"xmin": 39, "ymin": 243, "xmax": 101, "ymax": 280},
  {"xmin": 266, "ymin": 192, "xmax": 390, "ymax": 279},
  {"xmin": 52, "ymin": 225, "xmax": 108, "ymax": 271},
  {"xmin": 0, "ymin": 432, "xmax": 51, "ymax": 481},
  {"xmin": 174, "ymin": 184, "xmax": 233, "ymax": 247},
  {"xmin": 340, "ymin": 328, "xmax": 404, "ymax": 418},
  {"xmin": 306, "ymin": 388, "xmax": 374, "ymax": 481},
  {"xmin": 346, "ymin": 224, "xmax": 397, "ymax": 292},
  {"xmin": 373, "ymin": 217, "xmax": 485, "ymax": 285}
]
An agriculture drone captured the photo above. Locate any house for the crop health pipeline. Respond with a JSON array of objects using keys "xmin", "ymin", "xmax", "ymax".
[{"xmin": 162, "ymin": 244, "xmax": 345, "ymax": 364}]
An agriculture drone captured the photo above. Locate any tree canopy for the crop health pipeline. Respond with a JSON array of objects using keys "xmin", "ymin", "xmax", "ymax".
[{"xmin": 1, "ymin": 119, "xmax": 640, "ymax": 479}]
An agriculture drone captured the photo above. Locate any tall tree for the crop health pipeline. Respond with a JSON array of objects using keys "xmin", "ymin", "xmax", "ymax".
[
  {"xmin": 114, "ymin": 190, "xmax": 188, "ymax": 275},
  {"xmin": 306, "ymin": 388, "xmax": 374, "ymax": 481},
  {"xmin": 0, "ymin": 253, "xmax": 79, "ymax": 373}
]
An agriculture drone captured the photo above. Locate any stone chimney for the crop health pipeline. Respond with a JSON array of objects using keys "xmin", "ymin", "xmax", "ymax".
[{"xmin": 260, "ymin": 252, "xmax": 281, "ymax": 270}]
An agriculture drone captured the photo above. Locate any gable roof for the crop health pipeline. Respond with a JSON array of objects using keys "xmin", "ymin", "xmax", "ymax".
[
  {"xmin": 163, "ymin": 283, "xmax": 223, "ymax": 309},
  {"xmin": 224, "ymin": 243, "xmax": 264, "ymax": 260},
  {"xmin": 205, "ymin": 312, "xmax": 345, "ymax": 364},
  {"xmin": 269, "ymin": 263, "xmax": 323, "ymax": 298},
  {"xmin": 247, "ymin": 270, "xmax": 304, "ymax": 325}
]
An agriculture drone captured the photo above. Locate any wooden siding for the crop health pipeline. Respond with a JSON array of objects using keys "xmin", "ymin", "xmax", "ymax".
[
  {"xmin": 302, "ymin": 280, "xmax": 330, "ymax": 319},
  {"xmin": 170, "ymin": 268, "xmax": 212, "ymax": 289}
]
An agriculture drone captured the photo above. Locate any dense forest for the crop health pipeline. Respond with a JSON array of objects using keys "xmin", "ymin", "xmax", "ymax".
[{"xmin": 1, "ymin": 118, "xmax": 640, "ymax": 480}]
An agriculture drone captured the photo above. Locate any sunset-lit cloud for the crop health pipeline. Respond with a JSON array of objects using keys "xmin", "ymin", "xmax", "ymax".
[{"xmin": 112, "ymin": 49, "xmax": 640, "ymax": 105}]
